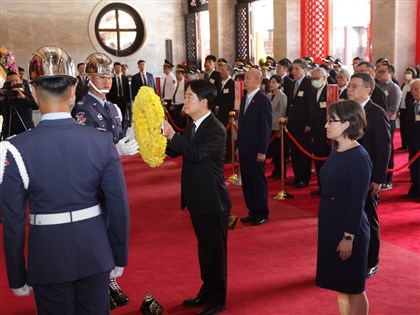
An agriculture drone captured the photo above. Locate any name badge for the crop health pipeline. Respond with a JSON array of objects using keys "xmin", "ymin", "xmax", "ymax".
[
  {"xmin": 416, "ymin": 114, "xmax": 420, "ymax": 122},
  {"xmin": 298, "ymin": 91, "xmax": 304, "ymax": 97},
  {"xmin": 223, "ymin": 88, "xmax": 229, "ymax": 94},
  {"xmin": 209, "ymin": 78, "xmax": 215, "ymax": 84},
  {"xmin": 384, "ymin": 90, "xmax": 389, "ymax": 96},
  {"xmin": 319, "ymin": 102, "xmax": 327, "ymax": 108}
]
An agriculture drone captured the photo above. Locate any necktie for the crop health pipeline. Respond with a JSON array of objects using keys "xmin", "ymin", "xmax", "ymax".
[
  {"xmin": 142, "ymin": 74, "xmax": 147, "ymax": 86},
  {"xmin": 293, "ymin": 81, "xmax": 300, "ymax": 97},
  {"xmin": 271, "ymin": 94, "xmax": 275, "ymax": 101},
  {"xmin": 117, "ymin": 76, "xmax": 122, "ymax": 97},
  {"xmin": 173, "ymin": 81, "xmax": 179, "ymax": 104},
  {"xmin": 190, "ymin": 123, "xmax": 196, "ymax": 141},
  {"xmin": 205, "ymin": 73, "xmax": 209, "ymax": 81},
  {"xmin": 415, "ymin": 102, "xmax": 420, "ymax": 116},
  {"xmin": 244, "ymin": 96, "xmax": 252, "ymax": 113}
]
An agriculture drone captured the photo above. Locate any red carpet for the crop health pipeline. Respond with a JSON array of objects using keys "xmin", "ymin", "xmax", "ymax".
[{"xmin": 1, "ymin": 131, "xmax": 419, "ymax": 314}]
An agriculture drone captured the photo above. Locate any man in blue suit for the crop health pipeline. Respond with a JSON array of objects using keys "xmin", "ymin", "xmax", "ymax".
[
  {"xmin": 237, "ymin": 68, "xmax": 273, "ymax": 226},
  {"xmin": 0, "ymin": 46, "xmax": 130, "ymax": 315}
]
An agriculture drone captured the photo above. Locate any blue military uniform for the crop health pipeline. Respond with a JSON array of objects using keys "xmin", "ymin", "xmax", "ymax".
[
  {"xmin": 72, "ymin": 93, "xmax": 124, "ymax": 144},
  {"xmin": 0, "ymin": 116, "xmax": 130, "ymax": 313}
]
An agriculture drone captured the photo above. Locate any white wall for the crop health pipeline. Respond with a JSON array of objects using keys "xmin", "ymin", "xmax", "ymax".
[{"xmin": 1, "ymin": 0, "xmax": 186, "ymax": 78}]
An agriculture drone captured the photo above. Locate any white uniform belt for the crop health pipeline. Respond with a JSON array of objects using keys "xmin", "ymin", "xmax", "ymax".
[{"xmin": 29, "ymin": 205, "xmax": 101, "ymax": 226}]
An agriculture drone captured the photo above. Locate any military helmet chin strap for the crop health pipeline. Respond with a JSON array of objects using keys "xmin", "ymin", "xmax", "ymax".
[{"xmin": 88, "ymin": 80, "xmax": 109, "ymax": 95}]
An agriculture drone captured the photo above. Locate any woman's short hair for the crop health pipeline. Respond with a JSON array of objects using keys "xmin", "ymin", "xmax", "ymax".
[
  {"xmin": 269, "ymin": 74, "xmax": 283, "ymax": 87},
  {"xmin": 186, "ymin": 79, "xmax": 218, "ymax": 110},
  {"xmin": 328, "ymin": 100, "xmax": 366, "ymax": 140}
]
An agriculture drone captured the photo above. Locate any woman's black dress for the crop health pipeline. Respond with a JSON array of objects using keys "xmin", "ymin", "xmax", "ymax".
[{"xmin": 316, "ymin": 145, "xmax": 372, "ymax": 294}]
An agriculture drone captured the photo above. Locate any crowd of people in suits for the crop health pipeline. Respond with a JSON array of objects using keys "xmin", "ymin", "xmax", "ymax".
[{"xmin": 1, "ymin": 47, "xmax": 419, "ymax": 315}]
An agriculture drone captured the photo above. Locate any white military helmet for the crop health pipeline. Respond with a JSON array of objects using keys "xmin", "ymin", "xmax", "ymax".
[
  {"xmin": 28, "ymin": 46, "xmax": 77, "ymax": 83},
  {"xmin": 84, "ymin": 52, "xmax": 114, "ymax": 77}
]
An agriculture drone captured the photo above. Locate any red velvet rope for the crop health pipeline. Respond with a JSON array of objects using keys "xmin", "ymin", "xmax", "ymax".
[
  {"xmin": 387, "ymin": 150, "xmax": 420, "ymax": 172},
  {"xmin": 285, "ymin": 129, "xmax": 328, "ymax": 161},
  {"xmin": 164, "ymin": 110, "xmax": 184, "ymax": 132},
  {"xmin": 269, "ymin": 132, "xmax": 277, "ymax": 144},
  {"xmin": 225, "ymin": 123, "xmax": 231, "ymax": 132}
]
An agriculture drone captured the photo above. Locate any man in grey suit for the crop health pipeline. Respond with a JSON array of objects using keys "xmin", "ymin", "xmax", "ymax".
[{"xmin": 162, "ymin": 80, "xmax": 231, "ymax": 315}]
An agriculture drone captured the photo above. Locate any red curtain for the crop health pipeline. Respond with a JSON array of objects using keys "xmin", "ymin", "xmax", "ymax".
[{"xmin": 300, "ymin": 0, "xmax": 330, "ymax": 64}]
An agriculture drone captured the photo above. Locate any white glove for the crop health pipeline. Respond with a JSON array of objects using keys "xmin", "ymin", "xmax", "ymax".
[
  {"xmin": 12, "ymin": 284, "xmax": 32, "ymax": 297},
  {"xmin": 125, "ymin": 127, "xmax": 136, "ymax": 141},
  {"xmin": 110, "ymin": 266, "xmax": 124, "ymax": 279},
  {"xmin": 116, "ymin": 136, "xmax": 139, "ymax": 156}
]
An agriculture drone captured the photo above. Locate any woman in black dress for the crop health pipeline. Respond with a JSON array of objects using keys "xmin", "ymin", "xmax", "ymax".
[{"xmin": 316, "ymin": 100, "xmax": 372, "ymax": 315}]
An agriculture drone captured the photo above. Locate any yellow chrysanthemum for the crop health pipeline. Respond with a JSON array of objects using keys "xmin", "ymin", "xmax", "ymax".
[{"xmin": 132, "ymin": 86, "xmax": 166, "ymax": 167}]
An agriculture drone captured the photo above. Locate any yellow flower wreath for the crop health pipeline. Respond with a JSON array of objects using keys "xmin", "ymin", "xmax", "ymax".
[{"xmin": 132, "ymin": 86, "xmax": 167, "ymax": 167}]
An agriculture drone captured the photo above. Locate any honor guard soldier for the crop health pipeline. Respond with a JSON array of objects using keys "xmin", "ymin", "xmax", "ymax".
[
  {"xmin": 162, "ymin": 59, "xmax": 177, "ymax": 109},
  {"xmin": 71, "ymin": 52, "xmax": 137, "ymax": 309},
  {"xmin": 0, "ymin": 46, "xmax": 130, "ymax": 314}
]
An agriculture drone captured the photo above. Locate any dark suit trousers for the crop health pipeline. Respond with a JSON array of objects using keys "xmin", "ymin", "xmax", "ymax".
[
  {"xmin": 399, "ymin": 108, "xmax": 407, "ymax": 148},
  {"xmin": 269, "ymin": 133, "xmax": 286, "ymax": 177},
  {"xmin": 365, "ymin": 193, "xmax": 380, "ymax": 269},
  {"xmin": 240, "ymin": 156, "xmax": 269, "ymax": 219},
  {"xmin": 32, "ymin": 271, "xmax": 110, "ymax": 315},
  {"xmin": 289, "ymin": 132, "xmax": 312, "ymax": 183},
  {"xmin": 408, "ymin": 148, "xmax": 420, "ymax": 197},
  {"xmin": 386, "ymin": 120, "xmax": 396, "ymax": 182},
  {"xmin": 191, "ymin": 210, "xmax": 230, "ymax": 306},
  {"xmin": 312, "ymin": 141, "xmax": 330, "ymax": 187}
]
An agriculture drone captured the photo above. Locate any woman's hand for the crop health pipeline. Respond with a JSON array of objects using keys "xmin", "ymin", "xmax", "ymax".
[{"xmin": 337, "ymin": 239, "xmax": 353, "ymax": 261}]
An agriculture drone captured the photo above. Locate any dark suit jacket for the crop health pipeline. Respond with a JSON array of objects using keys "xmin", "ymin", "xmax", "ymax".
[
  {"xmin": 338, "ymin": 88, "xmax": 348, "ymax": 100},
  {"xmin": 237, "ymin": 90, "xmax": 272, "ymax": 157},
  {"xmin": 282, "ymin": 75, "xmax": 294, "ymax": 101},
  {"xmin": 206, "ymin": 70, "xmax": 222, "ymax": 92},
  {"xmin": 216, "ymin": 78, "xmax": 235, "ymax": 126},
  {"xmin": 0, "ymin": 118, "xmax": 129, "ymax": 287},
  {"xmin": 131, "ymin": 72, "xmax": 156, "ymax": 97},
  {"xmin": 309, "ymin": 84, "xmax": 328, "ymax": 145},
  {"xmin": 166, "ymin": 113, "xmax": 231, "ymax": 216},
  {"xmin": 287, "ymin": 76, "xmax": 314, "ymax": 134},
  {"xmin": 358, "ymin": 100, "xmax": 391, "ymax": 183},
  {"xmin": 75, "ymin": 75, "xmax": 89, "ymax": 104},
  {"xmin": 371, "ymin": 84, "xmax": 388, "ymax": 111},
  {"xmin": 108, "ymin": 75, "xmax": 130, "ymax": 118}
]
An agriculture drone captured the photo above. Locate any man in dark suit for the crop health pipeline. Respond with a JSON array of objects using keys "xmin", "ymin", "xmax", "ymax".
[
  {"xmin": 403, "ymin": 79, "xmax": 420, "ymax": 199},
  {"xmin": 108, "ymin": 62, "xmax": 131, "ymax": 132},
  {"xmin": 276, "ymin": 58, "xmax": 294, "ymax": 99},
  {"xmin": 347, "ymin": 72, "xmax": 391, "ymax": 278},
  {"xmin": 75, "ymin": 62, "xmax": 89, "ymax": 104},
  {"xmin": 337, "ymin": 69, "xmax": 351, "ymax": 100},
  {"xmin": 308, "ymin": 67, "xmax": 330, "ymax": 195},
  {"xmin": 215, "ymin": 61, "xmax": 235, "ymax": 162},
  {"xmin": 204, "ymin": 55, "xmax": 222, "ymax": 92},
  {"xmin": 355, "ymin": 62, "xmax": 388, "ymax": 111},
  {"xmin": 237, "ymin": 68, "xmax": 272, "ymax": 226},
  {"xmin": 0, "ymin": 46, "xmax": 130, "ymax": 314},
  {"xmin": 131, "ymin": 59, "xmax": 156, "ymax": 98},
  {"xmin": 286, "ymin": 58, "xmax": 314, "ymax": 188},
  {"xmin": 162, "ymin": 80, "xmax": 231, "ymax": 315}
]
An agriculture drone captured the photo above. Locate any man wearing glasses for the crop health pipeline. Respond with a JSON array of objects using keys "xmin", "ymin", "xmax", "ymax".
[{"xmin": 346, "ymin": 72, "xmax": 391, "ymax": 279}]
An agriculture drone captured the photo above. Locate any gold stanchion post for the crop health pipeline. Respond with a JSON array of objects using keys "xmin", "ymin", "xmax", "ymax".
[
  {"xmin": 273, "ymin": 117, "xmax": 294, "ymax": 200},
  {"xmin": 225, "ymin": 111, "xmax": 238, "ymax": 182}
]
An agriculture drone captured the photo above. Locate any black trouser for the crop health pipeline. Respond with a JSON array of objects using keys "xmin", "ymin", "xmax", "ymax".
[
  {"xmin": 33, "ymin": 271, "xmax": 110, "ymax": 315},
  {"xmin": 365, "ymin": 193, "xmax": 380, "ymax": 269},
  {"xmin": 269, "ymin": 132, "xmax": 286, "ymax": 178},
  {"xmin": 240, "ymin": 156, "xmax": 269, "ymax": 219},
  {"xmin": 288, "ymin": 132, "xmax": 312, "ymax": 183},
  {"xmin": 190, "ymin": 210, "xmax": 230, "ymax": 306},
  {"xmin": 385, "ymin": 120, "xmax": 396, "ymax": 183}
]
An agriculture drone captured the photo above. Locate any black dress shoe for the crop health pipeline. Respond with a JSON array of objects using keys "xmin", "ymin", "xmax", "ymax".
[
  {"xmin": 366, "ymin": 265, "xmax": 379, "ymax": 279},
  {"xmin": 286, "ymin": 179, "xmax": 299, "ymax": 185},
  {"xmin": 109, "ymin": 279, "xmax": 129, "ymax": 306},
  {"xmin": 197, "ymin": 304, "xmax": 226, "ymax": 315},
  {"xmin": 109, "ymin": 291, "xmax": 117, "ymax": 310},
  {"xmin": 240, "ymin": 215, "xmax": 255, "ymax": 223},
  {"xmin": 252, "ymin": 218, "xmax": 268, "ymax": 226},
  {"xmin": 183, "ymin": 293, "xmax": 207, "ymax": 307},
  {"xmin": 295, "ymin": 181, "xmax": 308, "ymax": 188}
]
